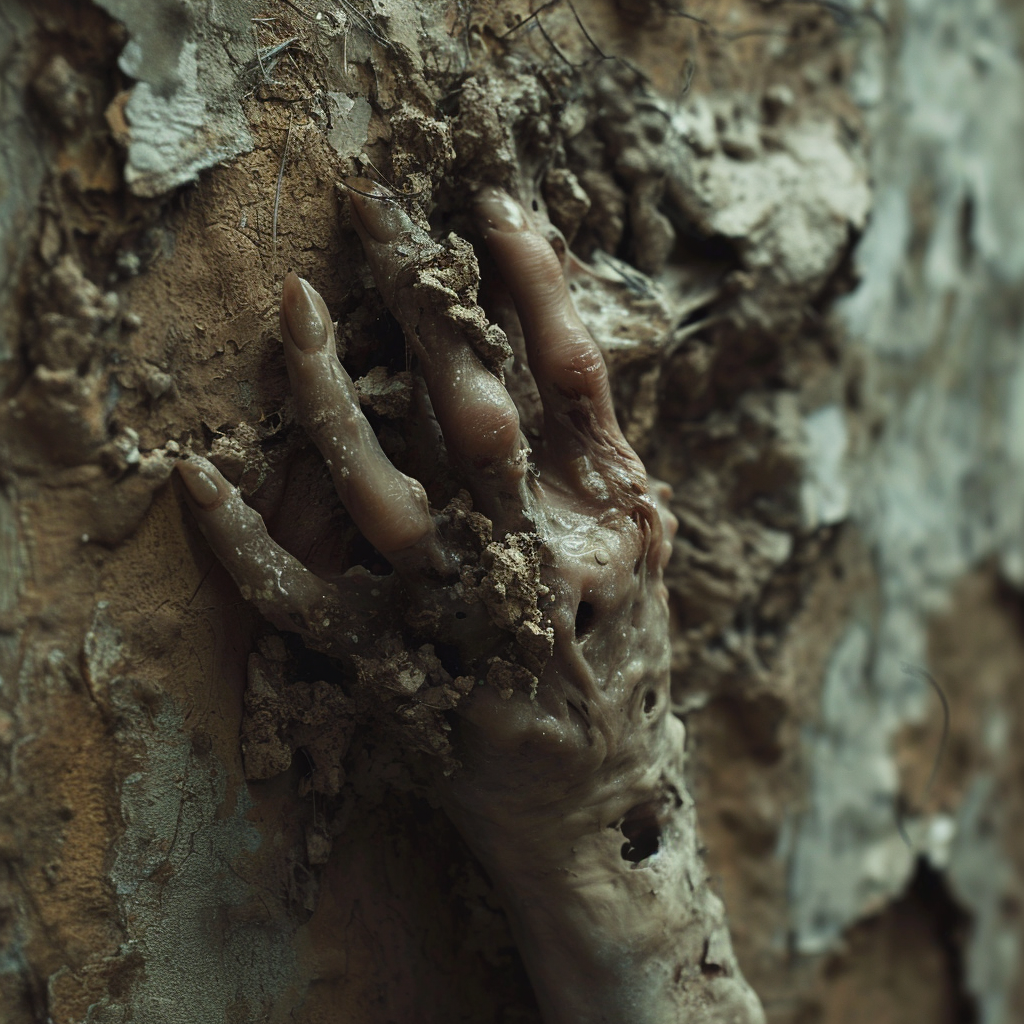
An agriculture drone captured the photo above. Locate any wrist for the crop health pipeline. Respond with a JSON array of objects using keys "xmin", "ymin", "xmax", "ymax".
[
  {"xmin": 484, "ymin": 796, "xmax": 760, "ymax": 1024},
  {"xmin": 438, "ymin": 711, "xmax": 764, "ymax": 1024}
]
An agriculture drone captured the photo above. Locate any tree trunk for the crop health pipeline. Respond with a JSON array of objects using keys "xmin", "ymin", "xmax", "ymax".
[{"xmin": 1, "ymin": 0, "xmax": 1022, "ymax": 1022}]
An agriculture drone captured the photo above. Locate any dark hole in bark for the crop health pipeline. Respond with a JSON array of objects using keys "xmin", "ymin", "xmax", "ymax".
[
  {"xmin": 454, "ymin": 611, "xmax": 467, "ymax": 619},
  {"xmin": 643, "ymin": 689, "xmax": 657, "ymax": 713},
  {"xmin": 959, "ymin": 193, "xmax": 976, "ymax": 266},
  {"xmin": 620, "ymin": 803, "xmax": 662, "ymax": 863},
  {"xmin": 294, "ymin": 747, "xmax": 316, "ymax": 779},
  {"xmin": 676, "ymin": 301, "xmax": 716, "ymax": 329},
  {"xmin": 663, "ymin": 207, "xmax": 741, "ymax": 267},
  {"xmin": 433, "ymin": 641, "xmax": 463, "ymax": 678},
  {"xmin": 199, "ymin": 420, "xmax": 217, "ymax": 448},
  {"xmin": 369, "ymin": 306, "xmax": 411, "ymax": 373},
  {"xmin": 265, "ymin": 409, "xmax": 286, "ymax": 434},
  {"xmin": 283, "ymin": 632, "xmax": 346, "ymax": 690},
  {"xmin": 348, "ymin": 532, "xmax": 394, "ymax": 576},
  {"xmin": 575, "ymin": 600, "xmax": 596, "ymax": 637}
]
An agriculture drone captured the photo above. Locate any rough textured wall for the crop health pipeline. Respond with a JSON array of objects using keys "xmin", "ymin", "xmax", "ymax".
[
  {"xmin": 790, "ymin": 0, "xmax": 1024, "ymax": 1014},
  {"xmin": 1, "ymin": 0, "xmax": 1022, "ymax": 1022}
]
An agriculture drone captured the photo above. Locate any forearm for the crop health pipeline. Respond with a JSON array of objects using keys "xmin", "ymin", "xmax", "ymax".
[
  {"xmin": 445, "ymin": 721, "xmax": 765, "ymax": 1024},
  {"xmin": 504, "ymin": 862, "xmax": 756, "ymax": 1024}
]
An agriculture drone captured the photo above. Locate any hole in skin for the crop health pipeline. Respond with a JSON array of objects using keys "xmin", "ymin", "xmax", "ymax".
[
  {"xmin": 574, "ymin": 600, "xmax": 596, "ymax": 638},
  {"xmin": 700, "ymin": 938, "xmax": 726, "ymax": 977},
  {"xmin": 620, "ymin": 805, "xmax": 661, "ymax": 864},
  {"xmin": 531, "ymin": 198, "xmax": 539, "ymax": 211},
  {"xmin": 643, "ymin": 689, "xmax": 657, "ymax": 714}
]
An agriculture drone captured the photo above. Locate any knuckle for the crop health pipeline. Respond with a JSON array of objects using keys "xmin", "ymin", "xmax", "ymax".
[
  {"xmin": 366, "ymin": 475, "xmax": 434, "ymax": 554},
  {"xmin": 550, "ymin": 332, "xmax": 606, "ymax": 396},
  {"xmin": 405, "ymin": 475, "xmax": 429, "ymax": 508},
  {"xmin": 462, "ymin": 396, "xmax": 522, "ymax": 465}
]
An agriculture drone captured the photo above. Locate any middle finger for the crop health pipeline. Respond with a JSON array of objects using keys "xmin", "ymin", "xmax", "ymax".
[{"xmin": 346, "ymin": 180, "xmax": 529, "ymax": 516}]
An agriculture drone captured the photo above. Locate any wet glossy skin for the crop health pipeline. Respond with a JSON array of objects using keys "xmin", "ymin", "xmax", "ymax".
[{"xmin": 177, "ymin": 184, "xmax": 763, "ymax": 1024}]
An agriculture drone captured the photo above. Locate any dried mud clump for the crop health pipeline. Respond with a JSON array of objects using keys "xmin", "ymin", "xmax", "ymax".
[
  {"xmin": 14, "ymin": 254, "xmax": 123, "ymax": 466},
  {"xmin": 370, "ymin": 210, "xmax": 513, "ymax": 376},
  {"xmin": 3, "ymin": 251, "xmax": 176, "ymax": 546},
  {"xmin": 235, "ymin": 479, "xmax": 554, "ymax": 793},
  {"xmin": 353, "ymin": 366, "xmax": 414, "ymax": 418}
]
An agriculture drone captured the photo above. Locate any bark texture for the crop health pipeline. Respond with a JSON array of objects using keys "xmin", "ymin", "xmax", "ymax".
[{"xmin": 1, "ymin": 0, "xmax": 1022, "ymax": 1022}]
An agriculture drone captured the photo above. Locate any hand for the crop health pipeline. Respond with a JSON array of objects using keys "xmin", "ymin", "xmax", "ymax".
[{"xmin": 176, "ymin": 182, "xmax": 763, "ymax": 1024}]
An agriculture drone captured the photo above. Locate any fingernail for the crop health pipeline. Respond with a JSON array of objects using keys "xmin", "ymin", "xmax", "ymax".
[
  {"xmin": 281, "ymin": 272, "xmax": 329, "ymax": 352},
  {"xmin": 177, "ymin": 458, "xmax": 227, "ymax": 509},
  {"xmin": 473, "ymin": 188, "xmax": 528, "ymax": 233},
  {"xmin": 345, "ymin": 177, "xmax": 410, "ymax": 243}
]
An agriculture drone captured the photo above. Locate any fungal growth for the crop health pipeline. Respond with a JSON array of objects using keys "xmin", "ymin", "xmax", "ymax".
[{"xmin": 178, "ymin": 183, "xmax": 765, "ymax": 1023}]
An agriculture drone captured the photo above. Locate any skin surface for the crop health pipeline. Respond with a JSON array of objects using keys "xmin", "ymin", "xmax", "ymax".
[{"xmin": 177, "ymin": 183, "xmax": 765, "ymax": 1023}]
